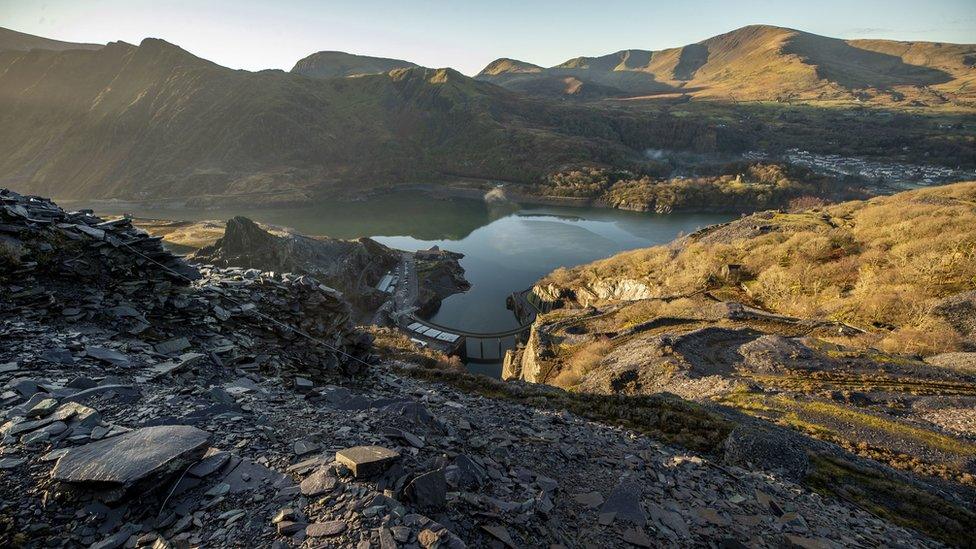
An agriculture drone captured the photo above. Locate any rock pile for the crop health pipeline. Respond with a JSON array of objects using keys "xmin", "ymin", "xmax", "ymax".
[{"xmin": 1, "ymin": 188, "xmax": 371, "ymax": 375}]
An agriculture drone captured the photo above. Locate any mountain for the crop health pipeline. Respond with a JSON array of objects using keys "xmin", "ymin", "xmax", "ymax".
[
  {"xmin": 291, "ymin": 50, "xmax": 417, "ymax": 78},
  {"xmin": 1, "ymin": 26, "xmax": 971, "ymax": 205},
  {"xmin": 0, "ymin": 35, "xmax": 643, "ymax": 203},
  {"xmin": 478, "ymin": 58, "xmax": 543, "ymax": 76},
  {"xmin": 0, "ymin": 26, "xmax": 102, "ymax": 52},
  {"xmin": 477, "ymin": 25, "xmax": 976, "ymax": 105}
]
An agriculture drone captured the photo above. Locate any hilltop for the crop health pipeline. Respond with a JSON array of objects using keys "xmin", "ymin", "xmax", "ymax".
[
  {"xmin": 477, "ymin": 25, "xmax": 976, "ymax": 108},
  {"xmin": 291, "ymin": 51, "xmax": 417, "ymax": 78}
]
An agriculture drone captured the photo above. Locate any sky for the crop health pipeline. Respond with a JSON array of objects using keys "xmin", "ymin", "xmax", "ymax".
[{"xmin": 2, "ymin": 0, "xmax": 974, "ymax": 75}]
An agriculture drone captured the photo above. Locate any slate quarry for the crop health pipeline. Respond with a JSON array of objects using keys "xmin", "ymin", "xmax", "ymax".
[{"xmin": 0, "ymin": 189, "xmax": 948, "ymax": 547}]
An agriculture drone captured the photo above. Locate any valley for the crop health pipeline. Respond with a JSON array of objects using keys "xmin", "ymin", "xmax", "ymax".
[{"xmin": 1, "ymin": 13, "xmax": 976, "ymax": 548}]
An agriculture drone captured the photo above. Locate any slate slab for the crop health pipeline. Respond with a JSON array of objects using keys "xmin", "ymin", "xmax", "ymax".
[
  {"xmin": 154, "ymin": 337, "xmax": 190, "ymax": 355},
  {"xmin": 306, "ymin": 521, "xmax": 347, "ymax": 537},
  {"xmin": 600, "ymin": 479, "xmax": 646, "ymax": 525},
  {"xmin": 51, "ymin": 425, "xmax": 209, "ymax": 487},
  {"xmin": 405, "ymin": 468, "xmax": 447, "ymax": 510},
  {"xmin": 300, "ymin": 467, "xmax": 338, "ymax": 497},
  {"xmin": 336, "ymin": 445, "xmax": 399, "ymax": 478}
]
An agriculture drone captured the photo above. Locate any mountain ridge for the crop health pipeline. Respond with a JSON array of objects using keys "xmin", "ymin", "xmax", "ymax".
[
  {"xmin": 0, "ymin": 26, "xmax": 102, "ymax": 52},
  {"xmin": 476, "ymin": 24, "xmax": 976, "ymax": 104}
]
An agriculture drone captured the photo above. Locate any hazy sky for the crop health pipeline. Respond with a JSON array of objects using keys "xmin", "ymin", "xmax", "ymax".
[{"xmin": 2, "ymin": 0, "xmax": 974, "ymax": 75}]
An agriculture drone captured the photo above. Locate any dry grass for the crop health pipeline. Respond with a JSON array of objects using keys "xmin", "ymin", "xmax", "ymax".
[
  {"xmin": 542, "ymin": 182, "xmax": 976, "ymax": 356},
  {"xmin": 552, "ymin": 338, "xmax": 613, "ymax": 389}
]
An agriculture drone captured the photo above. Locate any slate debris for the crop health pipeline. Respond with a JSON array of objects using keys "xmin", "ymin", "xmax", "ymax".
[{"xmin": 0, "ymin": 190, "xmax": 947, "ymax": 548}]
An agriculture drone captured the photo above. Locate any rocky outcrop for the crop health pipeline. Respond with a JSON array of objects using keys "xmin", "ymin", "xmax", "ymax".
[
  {"xmin": 533, "ymin": 278, "xmax": 654, "ymax": 307},
  {"xmin": 414, "ymin": 247, "xmax": 470, "ymax": 318},
  {"xmin": 191, "ymin": 216, "xmax": 399, "ymax": 318}
]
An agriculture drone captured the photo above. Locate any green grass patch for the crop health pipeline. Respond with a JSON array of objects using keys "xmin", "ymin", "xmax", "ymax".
[
  {"xmin": 395, "ymin": 364, "xmax": 733, "ymax": 454},
  {"xmin": 806, "ymin": 454, "xmax": 976, "ymax": 548}
]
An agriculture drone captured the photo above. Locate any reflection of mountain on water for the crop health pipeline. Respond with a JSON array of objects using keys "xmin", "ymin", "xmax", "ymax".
[
  {"xmin": 73, "ymin": 191, "xmax": 496, "ymax": 241},
  {"xmin": 516, "ymin": 213, "xmax": 585, "ymax": 222}
]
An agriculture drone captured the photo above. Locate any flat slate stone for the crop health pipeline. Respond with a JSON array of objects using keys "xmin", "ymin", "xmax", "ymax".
[
  {"xmin": 0, "ymin": 457, "xmax": 25, "ymax": 469},
  {"xmin": 306, "ymin": 520, "xmax": 347, "ymax": 537},
  {"xmin": 51, "ymin": 425, "xmax": 209, "ymax": 486},
  {"xmin": 154, "ymin": 337, "xmax": 190, "ymax": 355},
  {"xmin": 336, "ymin": 445, "xmax": 399, "ymax": 478},
  {"xmin": 85, "ymin": 346, "xmax": 131, "ymax": 366},
  {"xmin": 300, "ymin": 467, "xmax": 338, "ymax": 496},
  {"xmin": 600, "ymin": 479, "xmax": 646, "ymax": 525}
]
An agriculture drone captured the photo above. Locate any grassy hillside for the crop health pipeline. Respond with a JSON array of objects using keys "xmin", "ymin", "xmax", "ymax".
[
  {"xmin": 541, "ymin": 181, "xmax": 976, "ymax": 356},
  {"xmin": 477, "ymin": 25, "xmax": 976, "ymax": 109},
  {"xmin": 512, "ymin": 184, "xmax": 976, "ymax": 527}
]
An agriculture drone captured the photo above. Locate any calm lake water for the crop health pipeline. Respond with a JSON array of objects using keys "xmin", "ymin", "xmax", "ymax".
[{"xmin": 77, "ymin": 192, "xmax": 733, "ymax": 368}]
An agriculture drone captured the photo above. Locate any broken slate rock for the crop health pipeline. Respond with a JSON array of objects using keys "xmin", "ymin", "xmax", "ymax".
[
  {"xmin": 85, "ymin": 347, "xmax": 131, "ymax": 367},
  {"xmin": 187, "ymin": 451, "xmax": 230, "ymax": 478},
  {"xmin": 600, "ymin": 479, "xmax": 646, "ymax": 525},
  {"xmin": 154, "ymin": 337, "xmax": 190, "ymax": 355},
  {"xmin": 300, "ymin": 467, "xmax": 338, "ymax": 497},
  {"xmin": 336, "ymin": 445, "xmax": 399, "ymax": 478},
  {"xmin": 306, "ymin": 521, "xmax": 347, "ymax": 537},
  {"xmin": 51, "ymin": 425, "xmax": 209, "ymax": 488},
  {"xmin": 481, "ymin": 524, "xmax": 518, "ymax": 548},
  {"xmin": 404, "ymin": 468, "xmax": 447, "ymax": 510},
  {"xmin": 0, "ymin": 457, "xmax": 26, "ymax": 469}
]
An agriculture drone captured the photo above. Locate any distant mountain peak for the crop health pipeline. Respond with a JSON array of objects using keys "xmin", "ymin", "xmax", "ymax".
[
  {"xmin": 477, "ymin": 58, "xmax": 543, "ymax": 76},
  {"xmin": 291, "ymin": 51, "xmax": 418, "ymax": 79}
]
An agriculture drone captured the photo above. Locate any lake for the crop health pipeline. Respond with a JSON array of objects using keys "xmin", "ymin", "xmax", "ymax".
[{"xmin": 75, "ymin": 192, "xmax": 734, "ymax": 371}]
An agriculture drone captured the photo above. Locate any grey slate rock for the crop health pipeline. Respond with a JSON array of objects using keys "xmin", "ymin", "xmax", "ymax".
[
  {"xmin": 62, "ymin": 385, "xmax": 140, "ymax": 405},
  {"xmin": 67, "ymin": 377, "xmax": 99, "ymax": 390},
  {"xmin": 41, "ymin": 349, "xmax": 74, "ymax": 364},
  {"xmin": 404, "ymin": 468, "xmax": 447, "ymax": 510},
  {"xmin": 336, "ymin": 445, "xmax": 400, "ymax": 478},
  {"xmin": 306, "ymin": 521, "xmax": 347, "ymax": 537},
  {"xmin": 600, "ymin": 478, "xmax": 646, "ymax": 525},
  {"xmin": 0, "ymin": 457, "xmax": 26, "ymax": 469},
  {"xmin": 51, "ymin": 425, "xmax": 209, "ymax": 487},
  {"xmin": 187, "ymin": 450, "xmax": 230, "ymax": 478},
  {"xmin": 154, "ymin": 337, "xmax": 190, "ymax": 355},
  {"xmin": 85, "ymin": 347, "xmax": 131, "ymax": 367},
  {"xmin": 446, "ymin": 454, "xmax": 486, "ymax": 489},
  {"xmin": 300, "ymin": 467, "xmax": 338, "ymax": 497}
]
